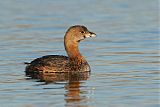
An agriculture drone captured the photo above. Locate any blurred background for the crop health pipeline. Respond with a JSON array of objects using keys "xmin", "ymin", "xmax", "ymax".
[{"xmin": 0, "ymin": 0, "xmax": 159, "ymax": 107}]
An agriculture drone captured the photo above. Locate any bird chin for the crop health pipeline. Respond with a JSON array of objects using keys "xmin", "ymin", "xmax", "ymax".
[{"xmin": 77, "ymin": 38, "xmax": 84, "ymax": 42}]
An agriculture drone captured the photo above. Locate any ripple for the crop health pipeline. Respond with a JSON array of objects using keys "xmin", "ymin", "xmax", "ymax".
[{"xmin": 0, "ymin": 0, "xmax": 158, "ymax": 107}]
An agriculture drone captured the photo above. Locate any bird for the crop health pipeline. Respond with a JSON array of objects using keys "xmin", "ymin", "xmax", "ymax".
[{"xmin": 25, "ymin": 25, "xmax": 96, "ymax": 77}]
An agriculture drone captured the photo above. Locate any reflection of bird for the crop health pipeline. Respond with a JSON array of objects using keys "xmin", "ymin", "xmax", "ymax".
[
  {"xmin": 65, "ymin": 80, "xmax": 89, "ymax": 107},
  {"xmin": 37, "ymin": 71, "xmax": 90, "ymax": 83},
  {"xmin": 65, "ymin": 81, "xmax": 81, "ymax": 103},
  {"xmin": 25, "ymin": 25, "xmax": 96, "ymax": 77}
]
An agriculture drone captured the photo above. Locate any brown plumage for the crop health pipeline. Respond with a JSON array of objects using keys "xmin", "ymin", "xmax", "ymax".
[{"xmin": 25, "ymin": 25, "xmax": 96, "ymax": 76}]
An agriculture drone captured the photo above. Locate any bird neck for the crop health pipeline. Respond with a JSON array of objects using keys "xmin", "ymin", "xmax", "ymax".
[{"xmin": 64, "ymin": 39, "xmax": 86, "ymax": 64}]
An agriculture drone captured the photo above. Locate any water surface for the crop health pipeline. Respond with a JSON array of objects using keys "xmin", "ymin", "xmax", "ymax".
[{"xmin": 0, "ymin": 0, "xmax": 159, "ymax": 107}]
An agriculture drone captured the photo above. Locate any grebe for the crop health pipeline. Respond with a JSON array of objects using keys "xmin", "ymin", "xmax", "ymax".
[{"xmin": 25, "ymin": 25, "xmax": 96, "ymax": 75}]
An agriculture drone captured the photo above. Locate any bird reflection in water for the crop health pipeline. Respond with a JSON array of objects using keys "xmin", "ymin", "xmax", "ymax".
[
  {"xmin": 64, "ymin": 80, "xmax": 88, "ymax": 107},
  {"xmin": 26, "ymin": 71, "xmax": 90, "ymax": 107}
]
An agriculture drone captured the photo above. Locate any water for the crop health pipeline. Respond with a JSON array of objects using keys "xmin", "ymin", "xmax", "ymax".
[{"xmin": 0, "ymin": 0, "xmax": 159, "ymax": 107}]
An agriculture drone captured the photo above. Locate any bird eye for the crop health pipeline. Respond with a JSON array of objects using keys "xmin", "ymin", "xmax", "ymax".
[{"xmin": 80, "ymin": 31, "xmax": 85, "ymax": 34}]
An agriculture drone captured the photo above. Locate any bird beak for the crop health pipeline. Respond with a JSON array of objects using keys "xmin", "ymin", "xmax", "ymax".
[
  {"xmin": 78, "ymin": 31, "xmax": 96, "ymax": 42},
  {"xmin": 84, "ymin": 32, "xmax": 96, "ymax": 38},
  {"xmin": 89, "ymin": 32, "xmax": 96, "ymax": 37}
]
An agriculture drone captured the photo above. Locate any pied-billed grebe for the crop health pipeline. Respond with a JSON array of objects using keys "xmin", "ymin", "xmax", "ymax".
[{"xmin": 25, "ymin": 25, "xmax": 96, "ymax": 75}]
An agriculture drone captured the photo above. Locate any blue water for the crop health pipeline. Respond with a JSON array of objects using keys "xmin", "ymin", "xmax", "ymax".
[{"xmin": 0, "ymin": 0, "xmax": 159, "ymax": 107}]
